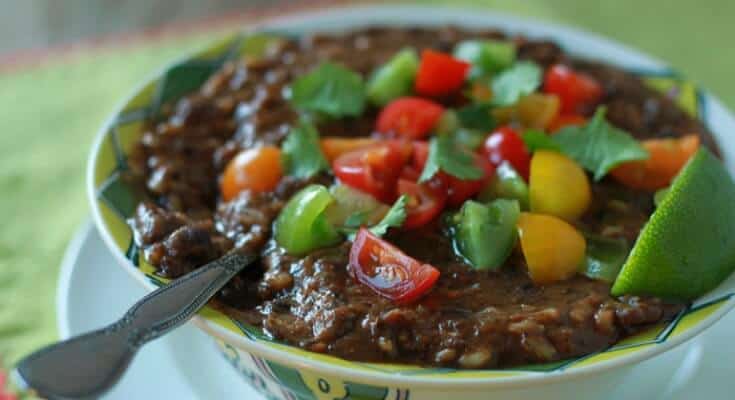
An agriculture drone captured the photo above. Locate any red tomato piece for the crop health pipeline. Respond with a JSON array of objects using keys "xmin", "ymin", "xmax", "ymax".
[
  {"xmin": 482, "ymin": 126, "xmax": 531, "ymax": 181},
  {"xmin": 397, "ymin": 179, "xmax": 447, "ymax": 229},
  {"xmin": 414, "ymin": 49, "xmax": 471, "ymax": 97},
  {"xmin": 409, "ymin": 141, "xmax": 494, "ymax": 207},
  {"xmin": 376, "ymin": 97, "xmax": 445, "ymax": 139},
  {"xmin": 349, "ymin": 228, "xmax": 440, "ymax": 304},
  {"xmin": 333, "ymin": 141, "xmax": 411, "ymax": 203},
  {"xmin": 543, "ymin": 64, "xmax": 603, "ymax": 114},
  {"xmin": 442, "ymin": 155, "xmax": 495, "ymax": 207}
]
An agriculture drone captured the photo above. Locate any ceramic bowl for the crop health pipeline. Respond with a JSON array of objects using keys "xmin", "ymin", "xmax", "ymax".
[{"xmin": 87, "ymin": 5, "xmax": 735, "ymax": 400}]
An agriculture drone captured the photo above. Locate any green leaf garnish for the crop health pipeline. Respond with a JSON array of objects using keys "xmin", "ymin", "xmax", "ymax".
[
  {"xmin": 290, "ymin": 62, "xmax": 366, "ymax": 118},
  {"xmin": 343, "ymin": 210, "xmax": 372, "ymax": 228},
  {"xmin": 456, "ymin": 103, "xmax": 495, "ymax": 131},
  {"xmin": 343, "ymin": 195, "xmax": 408, "ymax": 239},
  {"xmin": 521, "ymin": 129, "xmax": 561, "ymax": 152},
  {"xmin": 281, "ymin": 120, "xmax": 329, "ymax": 179},
  {"xmin": 419, "ymin": 135, "xmax": 484, "ymax": 183},
  {"xmin": 454, "ymin": 39, "xmax": 516, "ymax": 78},
  {"xmin": 553, "ymin": 107, "xmax": 649, "ymax": 180},
  {"xmin": 491, "ymin": 61, "xmax": 542, "ymax": 106}
]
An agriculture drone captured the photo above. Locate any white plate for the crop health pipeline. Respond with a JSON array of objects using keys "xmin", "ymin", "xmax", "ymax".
[{"xmin": 57, "ymin": 223, "xmax": 734, "ymax": 399}]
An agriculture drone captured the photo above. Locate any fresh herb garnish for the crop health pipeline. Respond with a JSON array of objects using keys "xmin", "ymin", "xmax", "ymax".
[
  {"xmin": 456, "ymin": 103, "xmax": 495, "ymax": 131},
  {"xmin": 522, "ymin": 129, "xmax": 561, "ymax": 152},
  {"xmin": 343, "ymin": 195, "xmax": 408, "ymax": 239},
  {"xmin": 281, "ymin": 120, "xmax": 329, "ymax": 179},
  {"xmin": 419, "ymin": 134, "xmax": 484, "ymax": 183},
  {"xmin": 454, "ymin": 39, "xmax": 516, "ymax": 78},
  {"xmin": 290, "ymin": 62, "xmax": 366, "ymax": 118},
  {"xmin": 553, "ymin": 107, "xmax": 649, "ymax": 180},
  {"xmin": 491, "ymin": 61, "xmax": 542, "ymax": 106}
]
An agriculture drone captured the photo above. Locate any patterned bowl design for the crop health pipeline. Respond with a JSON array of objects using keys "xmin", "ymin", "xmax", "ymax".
[{"xmin": 87, "ymin": 7, "xmax": 735, "ymax": 399}]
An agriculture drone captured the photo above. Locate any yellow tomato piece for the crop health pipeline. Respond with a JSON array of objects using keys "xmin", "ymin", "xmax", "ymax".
[
  {"xmin": 517, "ymin": 212, "xmax": 586, "ymax": 284},
  {"xmin": 529, "ymin": 150, "xmax": 591, "ymax": 221},
  {"xmin": 220, "ymin": 146, "xmax": 283, "ymax": 201},
  {"xmin": 491, "ymin": 94, "xmax": 560, "ymax": 130}
]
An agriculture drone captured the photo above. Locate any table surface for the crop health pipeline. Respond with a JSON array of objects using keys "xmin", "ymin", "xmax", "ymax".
[{"xmin": 1, "ymin": 0, "xmax": 733, "ymax": 395}]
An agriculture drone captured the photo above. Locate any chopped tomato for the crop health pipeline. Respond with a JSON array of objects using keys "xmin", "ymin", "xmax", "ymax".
[
  {"xmin": 414, "ymin": 49, "xmax": 471, "ymax": 97},
  {"xmin": 543, "ymin": 64, "xmax": 603, "ymax": 114},
  {"xmin": 443, "ymin": 155, "xmax": 495, "ymax": 207},
  {"xmin": 397, "ymin": 179, "xmax": 447, "ymax": 229},
  {"xmin": 482, "ymin": 126, "xmax": 531, "ymax": 181},
  {"xmin": 548, "ymin": 113, "xmax": 587, "ymax": 133},
  {"xmin": 408, "ymin": 141, "xmax": 494, "ymax": 206},
  {"xmin": 611, "ymin": 135, "xmax": 700, "ymax": 191},
  {"xmin": 349, "ymin": 227, "xmax": 440, "ymax": 304},
  {"xmin": 333, "ymin": 141, "xmax": 411, "ymax": 203},
  {"xmin": 221, "ymin": 146, "xmax": 283, "ymax": 201},
  {"xmin": 321, "ymin": 137, "xmax": 379, "ymax": 163},
  {"xmin": 376, "ymin": 97, "xmax": 445, "ymax": 139}
]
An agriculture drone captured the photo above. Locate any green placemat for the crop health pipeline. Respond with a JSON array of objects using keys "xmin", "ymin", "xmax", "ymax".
[{"xmin": 0, "ymin": 0, "xmax": 733, "ymax": 394}]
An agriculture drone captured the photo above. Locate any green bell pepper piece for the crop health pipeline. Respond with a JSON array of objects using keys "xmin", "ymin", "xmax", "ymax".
[
  {"xmin": 454, "ymin": 39, "xmax": 516, "ymax": 78},
  {"xmin": 274, "ymin": 184, "xmax": 342, "ymax": 255},
  {"xmin": 580, "ymin": 234, "xmax": 629, "ymax": 282},
  {"xmin": 366, "ymin": 48, "xmax": 419, "ymax": 106},
  {"xmin": 451, "ymin": 199, "xmax": 521, "ymax": 270},
  {"xmin": 478, "ymin": 162, "xmax": 530, "ymax": 210}
]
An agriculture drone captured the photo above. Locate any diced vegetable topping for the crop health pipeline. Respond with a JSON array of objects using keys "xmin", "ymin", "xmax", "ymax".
[
  {"xmin": 478, "ymin": 162, "xmax": 530, "ymax": 210},
  {"xmin": 521, "ymin": 129, "xmax": 561, "ymax": 153},
  {"xmin": 553, "ymin": 107, "xmax": 649, "ymax": 180},
  {"xmin": 543, "ymin": 64, "xmax": 602, "ymax": 114},
  {"xmin": 290, "ymin": 62, "xmax": 366, "ymax": 118},
  {"xmin": 397, "ymin": 179, "xmax": 447, "ymax": 229},
  {"xmin": 274, "ymin": 185, "xmax": 342, "ymax": 255},
  {"xmin": 481, "ymin": 126, "xmax": 531, "ymax": 181},
  {"xmin": 320, "ymin": 137, "xmax": 379, "ymax": 163},
  {"xmin": 281, "ymin": 120, "xmax": 329, "ymax": 179},
  {"xmin": 414, "ymin": 49, "xmax": 471, "ymax": 97},
  {"xmin": 367, "ymin": 48, "xmax": 419, "ymax": 106},
  {"xmin": 349, "ymin": 227, "xmax": 440, "ymax": 304},
  {"xmin": 612, "ymin": 149, "xmax": 735, "ymax": 300},
  {"xmin": 221, "ymin": 146, "xmax": 283, "ymax": 201},
  {"xmin": 580, "ymin": 234, "xmax": 629, "ymax": 282},
  {"xmin": 529, "ymin": 150, "xmax": 591, "ymax": 221},
  {"xmin": 454, "ymin": 39, "xmax": 516, "ymax": 78},
  {"xmin": 517, "ymin": 213, "xmax": 587, "ymax": 284},
  {"xmin": 332, "ymin": 141, "xmax": 410, "ymax": 203},
  {"xmin": 514, "ymin": 93, "xmax": 561, "ymax": 130},
  {"xmin": 325, "ymin": 184, "xmax": 389, "ymax": 228},
  {"xmin": 490, "ymin": 61, "xmax": 542, "ymax": 106},
  {"xmin": 610, "ymin": 135, "xmax": 700, "ymax": 191},
  {"xmin": 376, "ymin": 97, "xmax": 445, "ymax": 139},
  {"xmin": 450, "ymin": 199, "xmax": 520, "ymax": 270}
]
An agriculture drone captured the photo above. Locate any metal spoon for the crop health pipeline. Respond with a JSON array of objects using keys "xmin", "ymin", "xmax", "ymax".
[{"xmin": 13, "ymin": 252, "xmax": 256, "ymax": 400}]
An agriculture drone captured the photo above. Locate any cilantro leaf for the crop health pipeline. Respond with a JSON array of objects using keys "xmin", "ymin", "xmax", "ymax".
[
  {"xmin": 553, "ymin": 107, "xmax": 649, "ymax": 180},
  {"xmin": 281, "ymin": 120, "xmax": 329, "ymax": 179},
  {"xmin": 290, "ymin": 62, "xmax": 366, "ymax": 118},
  {"xmin": 456, "ymin": 103, "xmax": 496, "ymax": 131},
  {"xmin": 419, "ymin": 135, "xmax": 484, "ymax": 183},
  {"xmin": 343, "ymin": 195, "xmax": 408, "ymax": 240},
  {"xmin": 491, "ymin": 61, "xmax": 542, "ymax": 106},
  {"xmin": 521, "ymin": 129, "xmax": 561, "ymax": 152},
  {"xmin": 368, "ymin": 195, "xmax": 408, "ymax": 237},
  {"xmin": 343, "ymin": 210, "xmax": 372, "ymax": 228}
]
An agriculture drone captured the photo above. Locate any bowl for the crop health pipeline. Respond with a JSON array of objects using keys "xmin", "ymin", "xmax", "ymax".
[{"xmin": 87, "ymin": 5, "xmax": 735, "ymax": 400}]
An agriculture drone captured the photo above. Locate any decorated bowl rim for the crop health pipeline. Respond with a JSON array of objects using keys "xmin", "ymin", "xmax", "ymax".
[{"xmin": 86, "ymin": 3, "xmax": 735, "ymax": 389}]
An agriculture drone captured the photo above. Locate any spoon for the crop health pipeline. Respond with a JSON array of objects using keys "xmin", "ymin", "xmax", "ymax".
[{"xmin": 13, "ymin": 252, "xmax": 256, "ymax": 400}]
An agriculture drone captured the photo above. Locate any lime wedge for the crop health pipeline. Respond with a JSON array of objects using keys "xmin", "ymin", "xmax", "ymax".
[{"xmin": 611, "ymin": 148, "xmax": 735, "ymax": 300}]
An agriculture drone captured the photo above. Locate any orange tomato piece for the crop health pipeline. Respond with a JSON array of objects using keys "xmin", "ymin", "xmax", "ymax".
[
  {"xmin": 320, "ymin": 137, "xmax": 379, "ymax": 163},
  {"xmin": 220, "ymin": 146, "xmax": 283, "ymax": 201},
  {"xmin": 611, "ymin": 135, "xmax": 700, "ymax": 191},
  {"xmin": 517, "ymin": 212, "xmax": 586, "ymax": 284}
]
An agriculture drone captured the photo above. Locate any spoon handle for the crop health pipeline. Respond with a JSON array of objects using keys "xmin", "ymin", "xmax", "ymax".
[{"xmin": 14, "ymin": 252, "xmax": 255, "ymax": 400}]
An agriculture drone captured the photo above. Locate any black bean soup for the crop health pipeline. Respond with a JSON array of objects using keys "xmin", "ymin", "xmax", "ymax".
[{"xmin": 127, "ymin": 27, "xmax": 711, "ymax": 369}]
